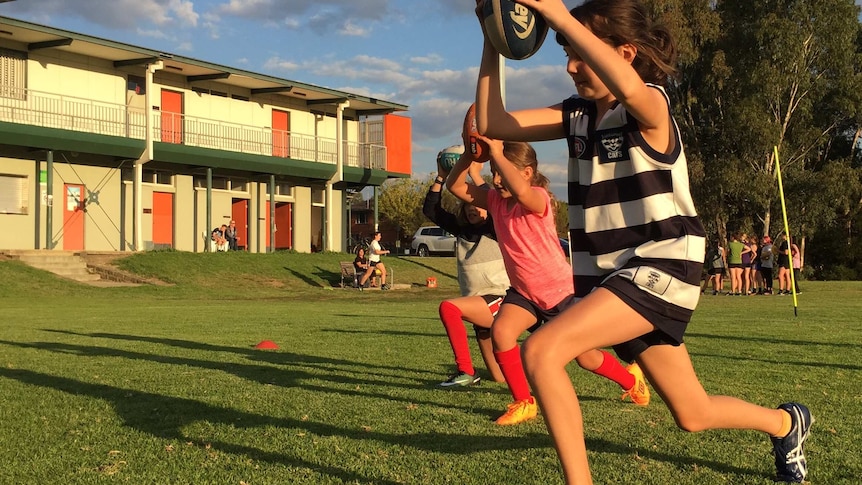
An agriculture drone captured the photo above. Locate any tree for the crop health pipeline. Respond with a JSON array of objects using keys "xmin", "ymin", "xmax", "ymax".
[{"xmin": 377, "ymin": 174, "xmax": 435, "ymax": 243}]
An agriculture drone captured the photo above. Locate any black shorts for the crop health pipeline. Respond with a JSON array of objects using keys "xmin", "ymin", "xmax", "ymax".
[
  {"xmin": 707, "ymin": 268, "xmax": 724, "ymax": 276},
  {"xmin": 603, "ymin": 276, "xmax": 689, "ymax": 363},
  {"xmin": 728, "ymin": 263, "xmax": 743, "ymax": 269},
  {"xmin": 369, "ymin": 260, "xmax": 382, "ymax": 267},
  {"xmin": 502, "ymin": 287, "xmax": 576, "ymax": 333}
]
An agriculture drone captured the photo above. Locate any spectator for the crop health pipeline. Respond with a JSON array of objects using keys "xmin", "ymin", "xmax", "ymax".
[
  {"xmin": 777, "ymin": 234, "xmax": 792, "ymax": 295},
  {"xmin": 359, "ymin": 232, "xmax": 390, "ymax": 290},
  {"xmin": 211, "ymin": 225, "xmax": 228, "ymax": 252},
  {"xmin": 353, "ymin": 247, "xmax": 378, "ymax": 288},
  {"xmin": 225, "ymin": 220, "xmax": 239, "ymax": 251},
  {"xmin": 727, "ymin": 232, "xmax": 749, "ymax": 296},
  {"xmin": 704, "ymin": 238, "xmax": 727, "ymax": 295},
  {"xmin": 759, "ymin": 235, "xmax": 774, "ymax": 295},
  {"xmin": 791, "ymin": 240, "xmax": 802, "ymax": 294}
]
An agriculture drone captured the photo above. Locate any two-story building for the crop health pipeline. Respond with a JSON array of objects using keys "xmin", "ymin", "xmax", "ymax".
[{"xmin": 0, "ymin": 16, "xmax": 411, "ymax": 253}]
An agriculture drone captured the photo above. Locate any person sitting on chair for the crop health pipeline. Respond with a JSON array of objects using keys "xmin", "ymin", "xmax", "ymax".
[
  {"xmin": 225, "ymin": 220, "xmax": 239, "ymax": 251},
  {"xmin": 211, "ymin": 225, "xmax": 229, "ymax": 252},
  {"xmin": 359, "ymin": 231, "xmax": 390, "ymax": 290},
  {"xmin": 353, "ymin": 247, "xmax": 378, "ymax": 288}
]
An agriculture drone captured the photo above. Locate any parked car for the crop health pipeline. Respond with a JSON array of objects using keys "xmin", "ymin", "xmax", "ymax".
[{"xmin": 411, "ymin": 226, "xmax": 456, "ymax": 257}]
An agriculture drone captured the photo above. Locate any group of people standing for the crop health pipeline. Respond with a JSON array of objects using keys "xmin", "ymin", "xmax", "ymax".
[
  {"xmin": 704, "ymin": 232, "xmax": 802, "ymax": 296},
  {"xmin": 411, "ymin": 0, "xmax": 811, "ymax": 483}
]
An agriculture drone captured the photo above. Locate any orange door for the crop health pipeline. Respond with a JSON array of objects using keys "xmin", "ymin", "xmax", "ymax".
[
  {"xmin": 63, "ymin": 184, "xmax": 85, "ymax": 250},
  {"xmin": 272, "ymin": 109, "xmax": 290, "ymax": 157},
  {"xmin": 161, "ymin": 90, "xmax": 183, "ymax": 144},
  {"xmin": 152, "ymin": 192, "xmax": 173, "ymax": 248},
  {"xmin": 231, "ymin": 199, "xmax": 248, "ymax": 250},
  {"xmin": 275, "ymin": 202, "xmax": 292, "ymax": 249}
]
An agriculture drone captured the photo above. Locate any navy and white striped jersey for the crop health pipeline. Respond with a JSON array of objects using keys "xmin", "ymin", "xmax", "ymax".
[{"xmin": 563, "ymin": 86, "xmax": 706, "ymax": 320}]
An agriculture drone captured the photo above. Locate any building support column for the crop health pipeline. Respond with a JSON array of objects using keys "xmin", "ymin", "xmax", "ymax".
[
  {"xmin": 325, "ymin": 100, "xmax": 349, "ymax": 252},
  {"xmin": 45, "ymin": 150, "xmax": 54, "ymax": 249},
  {"xmin": 133, "ymin": 60, "xmax": 164, "ymax": 251}
]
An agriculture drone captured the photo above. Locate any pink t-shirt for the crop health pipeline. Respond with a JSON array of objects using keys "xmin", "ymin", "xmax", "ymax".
[{"xmin": 487, "ymin": 187, "xmax": 573, "ymax": 309}]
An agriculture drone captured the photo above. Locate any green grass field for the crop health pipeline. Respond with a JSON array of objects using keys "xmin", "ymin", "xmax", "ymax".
[{"xmin": 0, "ymin": 252, "xmax": 859, "ymax": 484}]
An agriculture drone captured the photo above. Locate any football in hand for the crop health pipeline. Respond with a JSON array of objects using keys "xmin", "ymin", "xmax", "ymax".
[
  {"xmin": 436, "ymin": 144, "xmax": 464, "ymax": 171},
  {"xmin": 463, "ymin": 104, "xmax": 490, "ymax": 162},
  {"xmin": 482, "ymin": 0, "xmax": 549, "ymax": 60}
]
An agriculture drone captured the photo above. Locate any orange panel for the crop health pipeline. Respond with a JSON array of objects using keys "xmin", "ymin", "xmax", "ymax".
[
  {"xmin": 272, "ymin": 110, "xmax": 290, "ymax": 158},
  {"xmin": 62, "ymin": 184, "xmax": 85, "ymax": 250},
  {"xmin": 275, "ymin": 202, "xmax": 292, "ymax": 249},
  {"xmin": 231, "ymin": 199, "xmax": 248, "ymax": 250},
  {"xmin": 152, "ymin": 192, "xmax": 173, "ymax": 246},
  {"xmin": 383, "ymin": 114, "xmax": 412, "ymax": 174},
  {"xmin": 161, "ymin": 90, "xmax": 183, "ymax": 144}
]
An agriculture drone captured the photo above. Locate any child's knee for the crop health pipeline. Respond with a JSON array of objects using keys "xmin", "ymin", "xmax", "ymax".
[
  {"xmin": 672, "ymin": 409, "xmax": 712, "ymax": 433},
  {"xmin": 521, "ymin": 337, "xmax": 548, "ymax": 374}
]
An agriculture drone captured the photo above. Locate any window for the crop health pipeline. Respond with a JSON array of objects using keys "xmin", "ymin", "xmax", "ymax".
[
  {"xmin": 265, "ymin": 183, "xmax": 294, "ymax": 197},
  {"xmin": 0, "ymin": 48, "xmax": 27, "ymax": 100},
  {"xmin": 354, "ymin": 212, "xmax": 367, "ymax": 225},
  {"xmin": 127, "ymin": 75, "xmax": 146, "ymax": 95},
  {"xmin": 0, "ymin": 174, "xmax": 28, "ymax": 214}
]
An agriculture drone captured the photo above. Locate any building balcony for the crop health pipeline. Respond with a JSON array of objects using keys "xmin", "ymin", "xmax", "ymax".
[{"xmin": 0, "ymin": 86, "xmax": 388, "ymax": 173}]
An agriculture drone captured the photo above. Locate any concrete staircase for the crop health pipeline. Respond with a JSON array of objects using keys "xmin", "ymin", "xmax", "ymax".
[{"xmin": 4, "ymin": 250, "xmax": 102, "ymax": 283}]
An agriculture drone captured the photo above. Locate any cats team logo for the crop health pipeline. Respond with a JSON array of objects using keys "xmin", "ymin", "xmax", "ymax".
[{"xmin": 601, "ymin": 133, "xmax": 625, "ymax": 161}]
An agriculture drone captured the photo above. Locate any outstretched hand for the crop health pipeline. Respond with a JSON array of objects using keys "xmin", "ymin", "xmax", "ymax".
[{"xmin": 512, "ymin": 0, "xmax": 572, "ymax": 32}]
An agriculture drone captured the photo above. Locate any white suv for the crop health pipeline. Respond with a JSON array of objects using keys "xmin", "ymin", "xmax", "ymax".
[{"xmin": 411, "ymin": 226, "xmax": 456, "ymax": 257}]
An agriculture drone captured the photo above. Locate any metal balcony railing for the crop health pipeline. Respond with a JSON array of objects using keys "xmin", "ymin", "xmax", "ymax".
[{"xmin": 0, "ymin": 86, "xmax": 387, "ymax": 170}]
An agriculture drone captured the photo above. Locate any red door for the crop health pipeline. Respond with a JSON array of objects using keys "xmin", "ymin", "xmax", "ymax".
[
  {"xmin": 231, "ymin": 199, "xmax": 248, "ymax": 250},
  {"xmin": 161, "ymin": 90, "xmax": 183, "ymax": 144},
  {"xmin": 152, "ymin": 192, "xmax": 173, "ymax": 248},
  {"xmin": 272, "ymin": 109, "xmax": 290, "ymax": 157},
  {"xmin": 275, "ymin": 202, "xmax": 292, "ymax": 249},
  {"xmin": 63, "ymin": 184, "xmax": 85, "ymax": 250}
]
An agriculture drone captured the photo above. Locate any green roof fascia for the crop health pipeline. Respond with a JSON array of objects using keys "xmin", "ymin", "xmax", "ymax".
[
  {"xmin": 0, "ymin": 121, "xmax": 144, "ymax": 158},
  {"xmin": 154, "ymin": 142, "xmax": 337, "ymax": 179},
  {"xmin": 341, "ymin": 166, "xmax": 400, "ymax": 186}
]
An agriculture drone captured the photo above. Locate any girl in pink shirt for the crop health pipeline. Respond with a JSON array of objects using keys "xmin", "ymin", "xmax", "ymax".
[{"xmin": 447, "ymin": 136, "xmax": 648, "ymax": 425}]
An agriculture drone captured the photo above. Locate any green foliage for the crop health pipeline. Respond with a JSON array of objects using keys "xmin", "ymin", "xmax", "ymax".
[
  {"xmin": 378, "ymin": 175, "xmax": 435, "ymax": 239},
  {"xmin": 0, "ymin": 255, "xmax": 860, "ymax": 483},
  {"xmin": 646, "ymin": 0, "xmax": 862, "ymax": 274}
]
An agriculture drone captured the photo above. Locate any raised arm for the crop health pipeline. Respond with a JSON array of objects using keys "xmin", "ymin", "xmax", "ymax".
[{"xmin": 486, "ymin": 138, "xmax": 547, "ymax": 215}]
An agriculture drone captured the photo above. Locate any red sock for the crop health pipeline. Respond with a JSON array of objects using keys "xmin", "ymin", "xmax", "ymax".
[
  {"xmin": 439, "ymin": 301, "xmax": 474, "ymax": 375},
  {"xmin": 494, "ymin": 346, "xmax": 531, "ymax": 401},
  {"xmin": 592, "ymin": 350, "xmax": 635, "ymax": 390}
]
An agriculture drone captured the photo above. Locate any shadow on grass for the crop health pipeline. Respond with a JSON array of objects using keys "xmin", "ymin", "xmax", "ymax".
[
  {"xmin": 284, "ymin": 266, "xmax": 325, "ymax": 288},
  {"xmin": 0, "ymin": 367, "xmax": 771, "ymax": 483},
  {"xmin": 688, "ymin": 331, "xmax": 862, "ymax": 350},
  {"xmin": 18, "ymin": 332, "xmax": 503, "ymax": 416},
  {"xmin": 395, "ymin": 257, "xmax": 458, "ymax": 282}
]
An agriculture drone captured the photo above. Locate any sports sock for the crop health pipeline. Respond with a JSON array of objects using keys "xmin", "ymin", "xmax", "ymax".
[
  {"xmin": 772, "ymin": 409, "xmax": 793, "ymax": 438},
  {"xmin": 495, "ymin": 346, "xmax": 531, "ymax": 402},
  {"xmin": 592, "ymin": 350, "xmax": 635, "ymax": 390},
  {"xmin": 439, "ymin": 301, "xmax": 474, "ymax": 375}
]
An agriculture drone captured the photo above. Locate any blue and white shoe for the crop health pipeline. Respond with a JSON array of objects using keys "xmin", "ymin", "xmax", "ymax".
[{"xmin": 771, "ymin": 402, "xmax": 812, "ymax": 482}]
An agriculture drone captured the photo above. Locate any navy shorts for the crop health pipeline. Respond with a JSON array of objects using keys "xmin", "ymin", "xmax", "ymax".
[
  {"xmin": 502, "ymin": 287, "xmax": 577, "ymax": 333},
  {"xmin": 603, "ymin": 276, "xmax": 690, "ymax": 363}
]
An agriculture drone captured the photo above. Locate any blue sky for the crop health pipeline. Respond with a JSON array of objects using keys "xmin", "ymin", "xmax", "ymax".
[{"xmin": 0, "ymin": 0, "xmax": 577, "ymax": 197}]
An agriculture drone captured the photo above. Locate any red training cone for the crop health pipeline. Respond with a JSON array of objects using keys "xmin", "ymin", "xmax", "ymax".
[{"xmin": 255, "ymin": 340, "xmax": 279, "ymax": 350}]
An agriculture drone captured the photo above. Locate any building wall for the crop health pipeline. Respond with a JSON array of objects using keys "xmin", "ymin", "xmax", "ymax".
[
  {"xmin": 0, "ymin": 157, "xmax": 37, "ymax": 250},
  {"xmin": 0, "ymin": 25, "xmax": 381, "ymax": 254}
]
